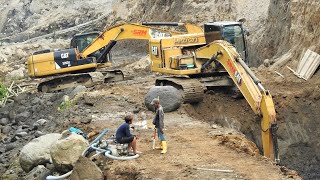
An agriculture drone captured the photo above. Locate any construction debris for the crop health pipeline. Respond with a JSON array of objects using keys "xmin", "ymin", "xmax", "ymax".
[
  {"xmin": 274, "ymin": 71, "xmax": 285, "ymax": 78},
  {"xmin": 0, "ymin": 81, "xmax": 28, "ymax": 107},
  {"xmin": 288, "ymin": 49, "xmax": 320, "ymax": 80}
]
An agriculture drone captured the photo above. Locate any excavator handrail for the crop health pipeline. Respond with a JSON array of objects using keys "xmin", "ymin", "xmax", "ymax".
[{"xmin": 194, "ymin": 40, "xmax": 279, "ymax": 162}]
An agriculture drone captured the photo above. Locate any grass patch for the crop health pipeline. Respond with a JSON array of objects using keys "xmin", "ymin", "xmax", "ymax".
[
  {"xmin": 58, "ymin": 99, "xmax": 75, "ymax": 111},
  {"xmin": 0, "ymin": 82, "xmax": 7, "ymax": 99}
]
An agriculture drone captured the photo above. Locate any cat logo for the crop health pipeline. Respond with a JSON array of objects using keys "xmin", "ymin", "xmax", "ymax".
[{"xmin": 61, "ymin": 53, "xmax": 69, "ymax": 59}]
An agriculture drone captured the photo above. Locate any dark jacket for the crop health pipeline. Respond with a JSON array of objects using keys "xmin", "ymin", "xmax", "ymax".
[
  {"xmin": 153, "ymin": 105, "xmax": 164, "ymax": 129},
  {"xmin": 116, "ymin": 123, "xmax": 132, "ymax": 141}
]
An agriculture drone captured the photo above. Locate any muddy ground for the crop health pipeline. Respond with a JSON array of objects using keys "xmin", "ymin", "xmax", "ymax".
[
  {"xmin": 0, "ymin": 68, "xmax": 307, "ymax": 179},
  {"xmin": 62, "ymin": 75, "xmax": 301, "ymax": 180}
]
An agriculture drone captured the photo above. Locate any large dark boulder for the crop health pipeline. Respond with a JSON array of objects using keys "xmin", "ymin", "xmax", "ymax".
[{"xmin": 144, "ymin": 86, "xmax": 183, "ymax": 112}]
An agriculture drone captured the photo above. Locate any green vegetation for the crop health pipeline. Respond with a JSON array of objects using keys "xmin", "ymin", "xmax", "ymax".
[
  {"xmin": 58, "ymin": 99, "xmax": 74, "ymax": 111},
  {"xmin": 0, "ymin": 82, "xmax": 7, "ymax": 99},
  {"xmin": 58, "ymin": 96, "xmax": 79, "ymax": 111}
]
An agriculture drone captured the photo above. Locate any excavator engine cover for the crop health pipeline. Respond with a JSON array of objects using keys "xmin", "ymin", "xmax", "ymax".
[{"xmin": 53, "ymin": 48, "xmax": 94, "ymax": 68}]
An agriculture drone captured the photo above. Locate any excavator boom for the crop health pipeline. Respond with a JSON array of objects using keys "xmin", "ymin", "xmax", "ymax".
[
  {"xmin": 81, "ymin": 22, "xmax": 202, "ymax": 58},
  {"xmin": 194, "ymin": 40, "xmax": 279, "ymax": 161}
]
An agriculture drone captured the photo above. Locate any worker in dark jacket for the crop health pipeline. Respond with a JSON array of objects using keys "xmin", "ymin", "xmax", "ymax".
[
  {"xmin": 151, "ymin": 98, "xmax": 167, "ymax": 154},
  {"xmin": 116, "ymin": 114, "xmax": 142, "ymax": 154}
]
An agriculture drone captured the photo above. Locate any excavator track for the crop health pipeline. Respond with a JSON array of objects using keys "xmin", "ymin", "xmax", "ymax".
[
  {"xmin": 37, "ymin": 70, "xmax": 124, "ymax": 93},
  {"xmin": 155, "ymin": 77, "xmax": 205, "ymax": 103}
]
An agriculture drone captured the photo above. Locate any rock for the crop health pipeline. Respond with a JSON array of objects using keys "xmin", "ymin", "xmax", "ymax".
[
  {"xmin": 263, "ymin": 59, "xmax": 270, "ymax": 67},
  {"xmin": 70, "ymin": 85, "xmax": 86, "ymax": 98},
  {"xmin": 0, "ymin": 118, "xmax": 10, "ymax": 125},
  {"xmin": 46, "ymin": 101, "xmax": 53, "ymax": 106},
  {"xmin": 84, "ymin": 109, "xmax": 91, "ymax": 114},
  {"xmin": 1, "ymin": 110, "xmax": 9, "ymax": 117},
  {"xmin": 16, "ymin": 48, "xmax": 28, "ymax": 59},
  {"xmin": 9, "ymin": 111, "xmax": 16, "ymax": 120},
  {"xmin": 19, "ymin": 133, "xmax": 61, "ymax": 172},
  {"xmin": 35, "ymin": 131, "xmax": 45, "ymax": 138},
  {"xmin": 80, "ymin": 117, "xmax": 92, "ymax": 124},
  {"xmin": 3, "ymin": 47, "xmax": 12, "ymax": 56},
  {"xmin": 257, "ymin": 64, "xmax": 265, "ymax": 71},
  {"xmin": 6, "ymin": 67, "xmax": 25, "ymax": 80},
  {"xmin": 70, "ymin": 156, "xmax": 103, "ymax": 180},
  {"xmin": 45, "ymin": 163, "xmax": 55, "ymax": 171},
  {"xmin": 33, "ymin": 119, "xmax": 47, "ymax": 129},
  {"xmin": 133, "ymin": 108, "xmax": 140, "ymax": 114},
  {"xmin": 16, "ymin": 111, "xmax": 31, "ymax": 122},
  {"xmin": 63, "ymin": 95, "xmax": 70, "ymax": 102},
  {"xmin": 31, "ymin": 97, "xmax": 41, "ymax": 105},
  {"xmin": 24, "ymin": 165, "xmax": 51, "ymax": 180},
  {"xmin": 11, "ymin": 135, "xmax": 20, "ymax": 142},
  {"xmin": 15, "ymin": 131, "xmax": 28, "ymax": 137},
  {"xmin": 0, "ymin": 54, "xmax": 8, "ymax": 63},
  {"xmin": 1, "ymin": 158, "xmax": 24, "ymax": 180},
  {"xmin": 50, "ymin": 131, "xmax": 89, "ymax": 173},
  {"xmin": 144, "ymin": 86, "xmax": 184, "ymax": 112},
  {"xmin": 84, "ymin": 94, "xmax": 97, "ymax": 106},
  {"xmin": 5, "ymin": 143, "xmax": 17, "ymax": 152},
  {"xmin": 2, "ymin": 125, "xmax": 12, "ymax": 134}
]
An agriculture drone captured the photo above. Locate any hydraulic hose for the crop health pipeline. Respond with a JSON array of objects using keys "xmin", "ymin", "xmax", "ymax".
[
  {"xmin": 236, "ymin": 57, "xmax": 267, "ymax": 92},
  {"xmin": 46, "ymin": 171, "xmax": 73, "ymax": 180},
  {"xmin": 82, "ymin": 129, "xmax": 109, "ymax": 156},
  {"xmin": 91, "ymin": 143, "xmax": 139, "ymax": 160},
  {"xmin": 90, "ymin": 129, "xmax": 109, "ymax": 145},
  {"xmin": 90, "ymin": 142, "xmax": 108, "ymax": 152},
  {"xmin": 104, "ymin": 151, "xmax": 139, "ymax": 160}
]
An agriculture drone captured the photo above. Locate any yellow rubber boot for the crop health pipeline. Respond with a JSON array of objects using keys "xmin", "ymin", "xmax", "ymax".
[
  {"xmin": 160, "ymin": 141, "xmax": 167, "ymax": 154},
  {"xmin": 155, "ymin": 141, "xmax": 162, "ymax": 150}
]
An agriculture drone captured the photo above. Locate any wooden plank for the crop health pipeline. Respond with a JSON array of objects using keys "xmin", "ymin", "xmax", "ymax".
[
  {"xmin": 196, "ymin": 167, "xmax": 234, "ymax": 173},
  {"xmin": 296, "ymin": 49, "xmax": 320, "ymax": 80}
]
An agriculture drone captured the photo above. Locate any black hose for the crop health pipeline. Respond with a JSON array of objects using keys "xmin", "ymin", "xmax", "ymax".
[{"xmin": 142, "ymin": 22, "xmax": 183, "ymax": 26}]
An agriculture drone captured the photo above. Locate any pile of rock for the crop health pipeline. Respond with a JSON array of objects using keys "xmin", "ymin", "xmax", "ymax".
[{"xmin": 2, "ymin": 130, "xmax": 103, "ymax": 180}]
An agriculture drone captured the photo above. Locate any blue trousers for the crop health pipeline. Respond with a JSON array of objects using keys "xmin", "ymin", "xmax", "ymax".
[{"xmin": 157, "ymin": 128, "xmax": 166, "ymax": 141}]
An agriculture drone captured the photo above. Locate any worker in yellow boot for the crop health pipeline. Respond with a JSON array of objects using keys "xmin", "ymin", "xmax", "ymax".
[{"xmin": 151, "ymin": 98, "xmax": 167, "ymax": 154}]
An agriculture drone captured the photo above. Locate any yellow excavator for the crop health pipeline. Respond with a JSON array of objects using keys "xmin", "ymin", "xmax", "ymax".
[
  {"xmin": 27, "ymin": 22, "xmax": 202, "ymax": 92},
  {"xmin": 27, "ymin": 21, "xmax": 279, "ymax": 162},
  {"xmin": 149, "ymin": 23, "xmax": 279, "ymax": 162}
]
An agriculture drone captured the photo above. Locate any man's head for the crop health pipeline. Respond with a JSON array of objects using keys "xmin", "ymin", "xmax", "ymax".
[
  {"xmin": 124, "ymin": 114, "xmax": 133, "ymax": 124},
  {"xmin": 151, "ymin": 98, "xmax": 160, "ymax": 109}
]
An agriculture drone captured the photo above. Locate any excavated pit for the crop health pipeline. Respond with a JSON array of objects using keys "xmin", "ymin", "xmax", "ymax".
[{"xmin": 184, "ymin": 76, "xmax": 320, "ymax": 179}]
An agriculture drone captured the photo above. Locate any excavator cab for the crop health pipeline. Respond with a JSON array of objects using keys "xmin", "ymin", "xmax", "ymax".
[
  {"xmin": 70, "ymin": 32, "xmax": 111, "ymax": 63},
  {"xmin": 204, "ymin": 22, "xmax": 249, "ymax": 64}
]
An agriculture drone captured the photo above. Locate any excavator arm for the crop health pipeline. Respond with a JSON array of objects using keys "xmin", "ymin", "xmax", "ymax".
[
  {"xmin": 195, "ymin": 40, "xmax": 279, "ymax": 162},
  {"xmin": 81, "ymin": 22, "xmax": 202, "ymax": 59}
]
